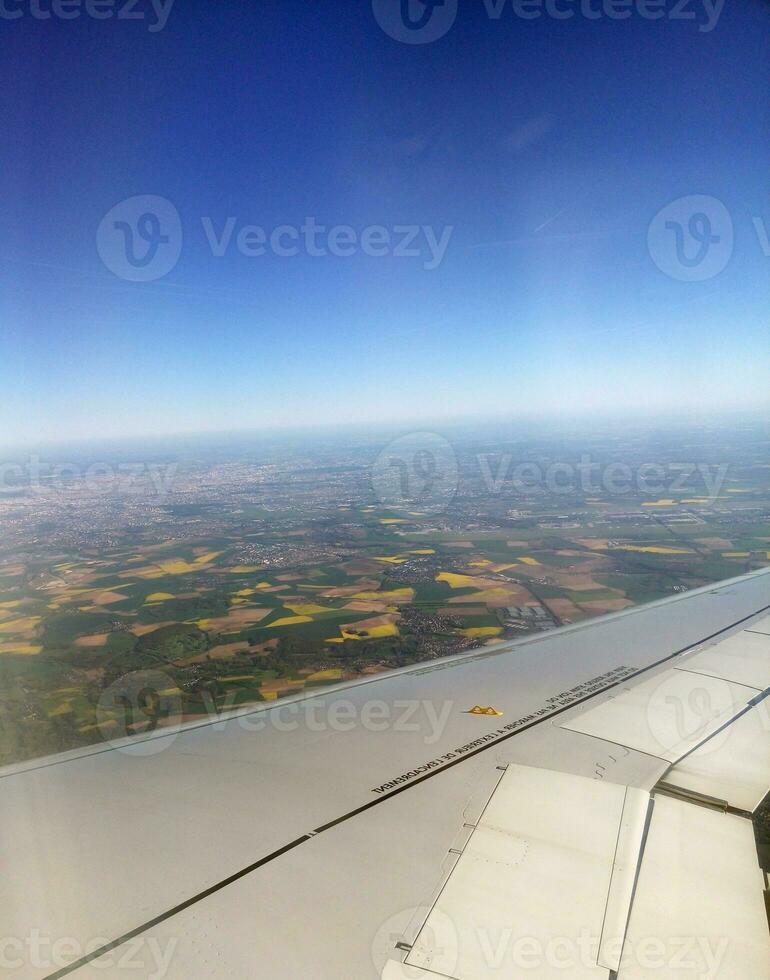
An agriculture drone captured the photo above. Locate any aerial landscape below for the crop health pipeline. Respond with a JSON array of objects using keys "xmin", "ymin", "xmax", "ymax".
[{"xmin": 1, "ymin": 413, "xmax": 768, "ymax": 768}]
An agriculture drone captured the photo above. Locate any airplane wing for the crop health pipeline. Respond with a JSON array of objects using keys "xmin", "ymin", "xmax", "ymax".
[{"xmin": 1, "ymin": 569, "xmax": 769, "ymax": 979}]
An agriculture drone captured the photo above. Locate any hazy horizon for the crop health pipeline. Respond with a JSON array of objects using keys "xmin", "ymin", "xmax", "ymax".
[{"xmin": 1, "ymin": 405, "xmax": 768, "ymax": 458}]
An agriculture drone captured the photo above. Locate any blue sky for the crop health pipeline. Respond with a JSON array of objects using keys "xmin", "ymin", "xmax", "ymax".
[{"xmin": 1, "ymin": 0, "xmax": 768, "ymax": 446}]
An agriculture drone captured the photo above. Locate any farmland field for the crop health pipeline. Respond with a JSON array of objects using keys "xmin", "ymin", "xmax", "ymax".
[{"xmin": 0, "ymin": 415, "xmax": 768, "ymax": 765}]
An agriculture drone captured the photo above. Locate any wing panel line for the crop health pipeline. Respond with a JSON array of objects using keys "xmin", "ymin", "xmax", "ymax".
[{"xmin": 42, "ymin": 602, "xmax": 770, "ymax": 979}]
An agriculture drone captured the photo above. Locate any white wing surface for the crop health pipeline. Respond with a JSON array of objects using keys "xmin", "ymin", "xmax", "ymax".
[{"xmin": 1, "ymin": 569, "xmax": 768, "ymax": 979}]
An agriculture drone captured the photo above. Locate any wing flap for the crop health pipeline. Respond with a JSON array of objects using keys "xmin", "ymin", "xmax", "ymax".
[
  {"xmin": 382, "ymin": 768, "xmax": 770, "ymax": 980},
  {"xmin": 597, "ymin": 787, "xmax": 651, "ymax": 971},
  {"xmin": 676, "ymin": 629, "xmax": 770, "ymax": 691},
  {"xmin": 660, "ymin": 697, "xmax": 770, "ymax": 813},
  {"xmin": 560, "ymin": 669, "xmax": 756, "ymax": 763},
  {"xmin": 617, "ymin": 795, "xmax": 770, "ymax": 979},
  {"xmin": 391, "ymin": 766, "xmax": 647, "ymax": 979}
]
